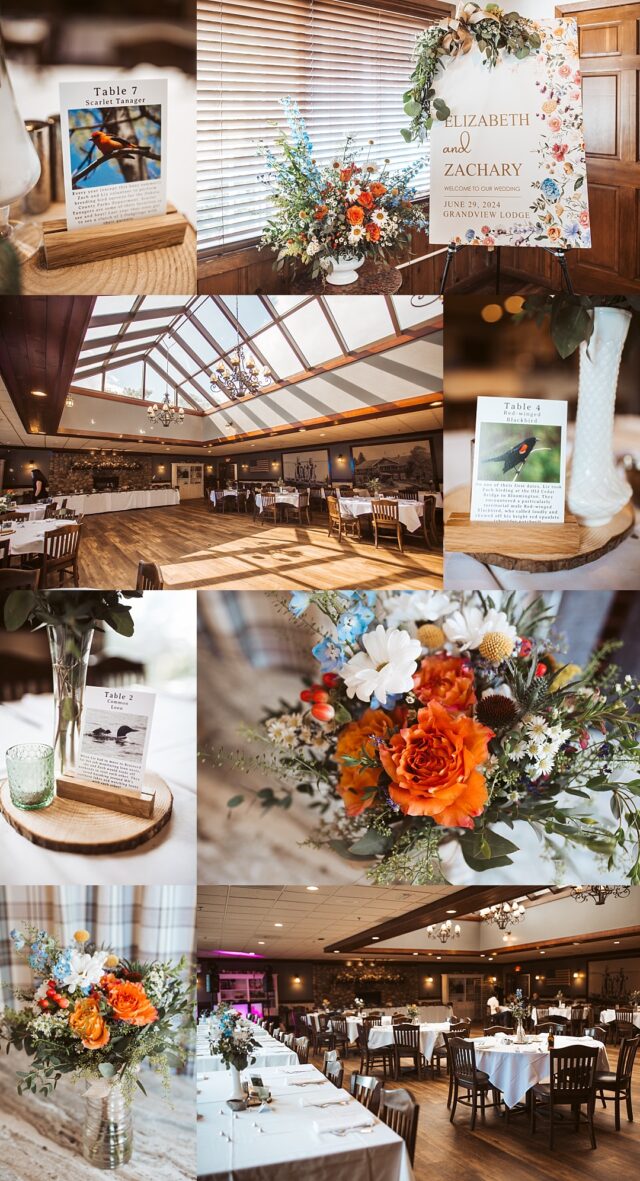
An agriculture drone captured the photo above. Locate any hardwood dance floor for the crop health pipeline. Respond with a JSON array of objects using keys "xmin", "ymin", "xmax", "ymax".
[
  {"xmin": 77, "ymin": 502, "xmax": 443, "ymax": 590},
  {"xmin": 309, "ymin": 1036, "xmax": 638, "ymax": 1181}
]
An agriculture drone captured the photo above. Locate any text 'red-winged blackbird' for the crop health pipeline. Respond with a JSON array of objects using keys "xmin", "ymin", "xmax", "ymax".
[{"xmin": 482, "ymin": 436, "xmax": 538, "ymax": 475}]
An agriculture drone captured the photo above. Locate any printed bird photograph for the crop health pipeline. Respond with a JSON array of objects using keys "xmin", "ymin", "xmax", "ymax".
[
  {"xmin": 478, "ymin": 422, "xmax": 562, "ymax": 483},
  {"xmin": 81, "ymin": 708, "xmax": 148, "ymax": 765},
  {"xmin": 68, "ymin": 104, "xmax": 162, "ymax": 189}
]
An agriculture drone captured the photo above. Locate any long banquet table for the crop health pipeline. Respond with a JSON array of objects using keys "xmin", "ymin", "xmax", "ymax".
[
  {"xmin": 471, "ymin": 1034, "xmax": 609, "ymax": 1109},
  {"xmin": 197, "ymin": 1024, "xmax": 299, "ymax": 1072},
  {"xmin": 52, "ymin": 488, "xmax": 179, "ymax": 514},
  {"xmin": 197, "ymin": 1062, "xmax": 415, "ymax": 1181}
]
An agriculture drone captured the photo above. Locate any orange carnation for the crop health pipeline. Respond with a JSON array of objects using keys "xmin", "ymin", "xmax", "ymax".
[
  {"xmin": 335, "ymin": 707, "xmax": 405, "ymax": 817},
  {"xmin": 369, "ymin": 182, "xmax": 387, "ymax": 197},
  {"xmin": 101, "ymin": 974, "xmax": 158, "ymax": 1026},
  {"xmin": 366, "ymin": 223, "xmax": 381, "ymax": 242},
  {"xmin": 413, "ymin": 654, "xmax": 476, "ymax": 715},
  {"xmin": 379, "ymin": 700, "xmax": 493, "ymax": 829},
  {"xmin": 358, "ymin": 191, "xmax": 374, "ymax": 209},
  {"xmin": 69, "ymin": 995, "xmax": 110, "ymax": 1050},
  {"xmin": 346, "ymin": 205, "xmax": 365, "ymax": 226}
]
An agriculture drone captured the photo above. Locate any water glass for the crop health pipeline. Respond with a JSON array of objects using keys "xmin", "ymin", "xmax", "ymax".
[{"xmin": 6, "ymin": 743, "xmax": 55, "ymax": 810}]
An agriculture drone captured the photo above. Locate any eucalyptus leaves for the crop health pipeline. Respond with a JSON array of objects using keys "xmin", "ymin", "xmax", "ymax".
[{"xmin": 403, "ymin": 3, "xmax": 542, "ymax": 143}]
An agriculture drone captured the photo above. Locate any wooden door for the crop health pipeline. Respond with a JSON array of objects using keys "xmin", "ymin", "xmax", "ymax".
[{"xmin": 558, "ymin": 2, "xmax": 640, "ymax": 293}]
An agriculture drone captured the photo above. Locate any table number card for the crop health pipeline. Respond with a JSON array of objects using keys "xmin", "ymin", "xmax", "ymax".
[
  {"xmin": 470, "ymin": 396, "xmax": 568, "ymax": 524},
  {"xmin": 59, "ymin": 79, "xmax": 167, "ymax": 229},
  {"xmin": 77, "ymin": 686, "xmax": 155, "ymax": 792}
]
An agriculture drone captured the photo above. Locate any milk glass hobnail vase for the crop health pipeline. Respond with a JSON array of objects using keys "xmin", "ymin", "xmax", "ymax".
[
  {"xmin": 0, "ymin": 32, "xmax": 41, "ymax": 245},
  {"xmin": 326, "ymin": 254, "xmax": 364, "ymax": 286},
  {"xmin": 227, "ymin": 1064, "xmax": 246, "ymax": 1109},
  {"xmin": 567, "ymin": 307, "xmax": 633, "ymax": 527},
  {"xmin": 83, "ymin": 1079, "xmax": 133, "ymax": 1170},
  {"xmin": 47, "ymin": 624, "xmax": 94, "ymax": 780}
]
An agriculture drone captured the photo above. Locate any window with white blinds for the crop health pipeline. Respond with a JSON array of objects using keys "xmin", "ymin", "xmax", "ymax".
[{"xmin": 197, "ymin": 0, "xmax": 433, "ymax": 253}]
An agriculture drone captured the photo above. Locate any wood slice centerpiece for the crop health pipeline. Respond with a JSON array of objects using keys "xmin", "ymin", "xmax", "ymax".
[
  {"xmin": 445, "ymin": 485, "xmax": 636, "ymax": 572},
  {"xmin": 0, "ymin": 772, "xmax": 172, "ymax": 854}
]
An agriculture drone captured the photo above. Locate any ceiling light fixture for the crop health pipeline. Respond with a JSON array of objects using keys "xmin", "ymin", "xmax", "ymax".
[
  {"xmin": 147, "ymin": 338, "xmax": 185, "ymax": 430},
  {"xmin": 210, "ymin": 295, "xmax": 271, "ymax": 400},
  {"xmin": 480, "ymin": 901, "xmax": 526, "ymax": 932},
  {"xmin": 426, "ymin": 920, "xmax": 461, "ymax": 945},
  {"xmin": 65, "ymin": 394, "xmax": 74, "ymax": 408},
  {"xmin": 31, "ymin": 389, "xmax": 46, "ymax": 397},
  {"xmin": 571, "ymin": 885, "xmax": 630, "ymax": 907}
]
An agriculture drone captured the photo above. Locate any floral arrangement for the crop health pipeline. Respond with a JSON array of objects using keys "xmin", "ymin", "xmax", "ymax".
[
  {"xmin": 407, "ymin": 1003, "xmax": 419, "ymax": 1021},
  {"xmin": 511, "ymin": 989, "xmax": 530, "ymax": 1027},
  {"xmin": 1, "ymin": 926, "xmax": 192, "ymax": 1099},
  {"xmin": 354, "ymin": 996, "xmax": 364, "ymax": 1011},
  {"xmin": 629, "ymin": 990, "xmax": 640, "ymax": 1006},
  {"xmin": 210, "ymin": 1007, "xmax": 259, "ymax": 1073},
  {"xmin": 366, "ymin": 477, "xmax": 383, "ymax": 497},
  {"xmin": 223, "ymin": 590, "xmax": 640, "ymax": 884},
  {"xmin": 258, "ymin": 99, "xmax": 427, "ymax": 279}
]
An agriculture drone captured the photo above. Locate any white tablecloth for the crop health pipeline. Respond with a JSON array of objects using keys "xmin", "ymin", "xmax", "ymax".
[
  {"xmin": 255, "ymin": 492, "xmax": 301, "ymax": 510},
  {"xmin": 338, "ymin": 497, "xmax": 423, "ymax": 533},
  {"xmin": 368, "ymin": 1022, "xmax": 449, "ymax": 1059},
  {"xmin": 210, "ymin": 489, "xmax": 243, "ymax": 505},
  {"xmin": 12, "ymin": 504, "xmax": 47, "ymax": 520},
  {"xmin": 472, "ymin": 1035, "xmax": 609, "ymax": 1109},
  {"xmin": 530, "ymin": 1005, "xmax": 573, "ymax": 1023},
  {"xmin": 197, "ymin": 1064, "xmax": 414, "ymax": 1181},
  {"xmin": 0, "ymin": 690, "xmax": 196, "ymax": 884},
  {"xmin": 600, "ymin": 1008, "xmax": 640, "ymax": 1025},
  {"xmin": 197, "ymin": 1024, "xmax": 299, "ymax": 1073},
  {"xmin": 5, "ymin": 518, "xmax": 65, "ymax": 555},
  {"xmin": 52, "ymin": 489, "xmax": 179, "ymax": 515}
]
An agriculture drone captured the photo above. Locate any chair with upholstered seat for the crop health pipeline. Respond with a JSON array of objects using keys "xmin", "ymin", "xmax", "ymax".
[
  {"xmin": 449, "ymin": 1037, "xmax": 501, "ymax": 1130},
  {"xmin": 379, "ymin": 1087, "xmax": 419, "ymax": 1165},
  {"xmin": 595, "ymin": 1034, "xmax": 639, "ymax": 1130},
  {"xmin": 371, "ymin": 498, "xmax": 403, "ymax": 553},
  {"xmin": 356, "ymin": 1024, "xmax": 394, "ymax": 1082},
  {"xmin": 136, "ymin": 561, "xmax": 164, "ymax": 590},
  {"xmin": 350, "ymin": 1072, "xmax": 381, "ymax": 1113},
  {"xmin": 530, "ymin": 1045, "xmax": 598, "ymax": 1149},
  {"xmin": 393, "ymin": 1023, "xmax": 426, "ymax": 1081}
]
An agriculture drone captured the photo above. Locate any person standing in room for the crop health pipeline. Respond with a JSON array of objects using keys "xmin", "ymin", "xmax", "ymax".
[
  {"xmin": 30, "ymin": 467, "xmax": 49, "ymax": 501},
  {"xmin": 487, "ymin": 990, "xmax": 501, "ymax": 1022}
]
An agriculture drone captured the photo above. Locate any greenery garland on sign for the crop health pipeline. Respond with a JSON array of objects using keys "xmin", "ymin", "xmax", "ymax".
[{"xmin": 402, "ymin": 3, "xmax": 543, "ymax": 143}]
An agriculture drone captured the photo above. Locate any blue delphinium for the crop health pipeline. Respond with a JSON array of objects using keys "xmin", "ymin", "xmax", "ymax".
[
  {"xmin": 336, "ymin": 603, "xmax": 375, "ymax": 645},
  {"xmin": 312, "ymin": 636, "xmax": 346, "ymax": 673},
  {"xmin": 10, "ymin": 930, "xmax": 25, "ymax": 951},
  {"xmin": 289, "ymin": 592, "xmax": 311, "ymax": 617},
  {"xmin": 52, "ymin": 948, "xmax": 73, "ymax": 986}
]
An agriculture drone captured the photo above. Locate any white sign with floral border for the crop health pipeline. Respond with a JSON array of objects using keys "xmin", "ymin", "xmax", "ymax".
[{"xmin": 428, "ymin": 19, "xmax": 591, "ymax": 248}]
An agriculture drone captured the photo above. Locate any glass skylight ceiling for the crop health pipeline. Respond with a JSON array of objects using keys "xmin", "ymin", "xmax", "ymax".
[{"xmin": 72, "ymin": 295, "xmax": 438, "ymax": 414}]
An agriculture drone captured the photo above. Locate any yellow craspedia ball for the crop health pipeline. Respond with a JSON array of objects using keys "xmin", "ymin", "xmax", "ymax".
[
  {"xmin": 74, "ymin": 929, "xmax": 90, "ymax": 943},
  {"xmin": 551, "ymin": 663, "xmax": 582, "ymax": 692},
  {"xmin": 479, "ymin": 631, "xmax": 515, "ymax": 663},
  {"xmin": 417, "ymin": 623, "xmax": 445, "ymax": 650},
  {"xmin": 104, "ymin": 954, "xmax": 119, "ymax": 969}
]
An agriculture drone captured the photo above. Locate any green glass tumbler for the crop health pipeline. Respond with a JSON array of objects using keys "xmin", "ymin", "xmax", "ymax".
[{"xmin": 6, "ymin": 742, "xmax": 55, "ymax": 810}]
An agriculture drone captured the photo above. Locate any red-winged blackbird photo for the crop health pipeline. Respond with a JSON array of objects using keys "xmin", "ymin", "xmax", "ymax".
[
  {"xmin": 478, "ymin": 423, "xmax": 562, "ymax": 485},
  {"xmin": 483, "ymin": 436, "xmax": 538, "ymax": 474}
]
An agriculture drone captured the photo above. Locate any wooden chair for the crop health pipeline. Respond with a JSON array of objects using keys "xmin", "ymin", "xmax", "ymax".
[
  {"xmin": 449, "ymin": 1037, "xmax": 501, "ymax": 1130},
  {"xmin": 0, "ymin": 567, "xmax": 39, "ymax": 590},
  {"xmin": 34, "ymin": 523, "xmax": 81, "ymax": 587},
  {"xmin": 484, "ymin": 1026, "xmax": 510, "ymax": 1037},
  {"xmin": 294, "ymin": 1036, "xmax": 309, "ymax": 1065},
  {"xmin": 379, "ymin": 1087, "xmax": 419, "ymax": 1166},
  {"xmin": 43, "ymin": 503, "xmax": 58, "ymax": 519},
  {"xmin": 393, "ymin": 1023, "xmax": 425, "ymax": 1081},
  {"xmin": 614, "ymin": 1009, "xmax": 638, "ymax": 1045},
  {"xmin": 570, "ymin": 1006, "xmax": 589, "ymax": 1036},
  {"xmin": 437, "ymin": 1029, "xmax": 465, "ymax": 1107},
  {"xmin": 283, "ymin": 1032, "xmax": 295, "ymax": 1050},
  {"xmin": 535, "ymin": 1007, "xmax": 550, "ymax": 1024},
  {"xmin": 400, "ymin": 488, "xmax": 419, "ymax": 500},
  {"xmin": 530, "ymin": 1046, "xmax": 598, "ymax": 1149},
  {"xmin": 0, "ymin": 653, "xmax": 52, "ymax": 702},
  {"xmin": 586, "ymin": 1025, "xmax": 609, "ymax": 1045},
  {"xmin": 535, "ymin": 1022, "xmax": 565, "ymax": 1036},
  {"xmin": 327, "ymin": 494, "xmax": 361, "ymax": 541},
  {"xmin": 422, "ymin": 495, "xmax": 439, "ymax": 549},
  {"xmin": 356, "ymin": 1024, "xmax": 394, "ymax": 1082},
  {"xmin": 350, "ymin": 1072, "xmax": 381, "ymax": 1113},
  {"xmin": 372, "ymin": 498, "xmax": 403, "ymax": 553},
  {"xmin": 325, "ymin": 1058, "xmax": 344, "ymax": 1090},
  {"xmin": 313, "ymin": 1014, "xmax": 335, "ymax": 1055},
  {"xmin": 222, "ymin": 491, "xmax": 239, "ymax": 512},
  {"xmin": 330, "ymin": 1018, "xmax": 349, "ymax": 1059},
  {"xmin": 283, "ymin": 488, "xmax": 311, "ymax": 526},
  {"xmin": 257, "ymin": 492, "xmax": 279, "ymax": 527},
  {"xmin": 0, "ymin": 537, "xmax": 10, "ymax": 567},
  {"xmin": 136, "ymin": 561, "xmax": 164, "ymax": 590},
  {"xmin": 595, "ymin": 1034, "xmax": 639, "ymax": 1130},
  {"xmin": 88, "ymin": 656, "xmax": 145, "ymax": 687}
]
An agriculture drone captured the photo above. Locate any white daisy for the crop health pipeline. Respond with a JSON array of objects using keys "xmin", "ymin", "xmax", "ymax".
[
  {"xmin": 60, "ymin": 949, "xmax": 110, "ymax": 994},
  {"xmin": 348, "ymin": 226, "xmax": 365, "ymax": 244},
  {"xmin": 382, "ymin": 590, "xmax": 454, "ymax": 630},
  {"xmin": 443, "ymin": 606, "xmax": 517, "ymax": 652},
  {"xmin": 341, "ymin": 625, "xmax": 422, "ymax": 705},
  {"xmin": 371, "ymin": 209, "xmax": 389, "ymax": 226},
  {"xmin": 346, "ymin": 183, "xmax": 362, "ymax": 200},
  {"xmin": 532, "ymin": 749, "xmax": 555, "ymax": 776},
  {"xmin": 507, "ymin": 740, "xmax": 528, "ymax": 762},
  {"xmin": 524, "ymin": 715, "xmax": 547, "ymax": 739}
]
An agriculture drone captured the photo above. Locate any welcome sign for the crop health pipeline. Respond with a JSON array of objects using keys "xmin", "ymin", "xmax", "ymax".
[{"xmin": 429, "ymin": 19, "xmax": 591, "ymax": 248}]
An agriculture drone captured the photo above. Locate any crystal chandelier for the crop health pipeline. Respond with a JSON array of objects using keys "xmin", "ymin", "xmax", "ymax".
[
  {"xmin": 426, "ymin": 920, "xmax": 461, "ymax": 945},
  {"xmin": 479, "ymin": 902, "xmax": 526, "ymax": 932},
  {"xmin": 147, "ymin": 340, "xmax": 184, "ymax": 430},
  {"xmin": 571, "ymin": 885, "xmax": 630, "ymax": 907},
  {"xmin": 210, "ymin": 296, "xmax": 271, "ymax": 400}
]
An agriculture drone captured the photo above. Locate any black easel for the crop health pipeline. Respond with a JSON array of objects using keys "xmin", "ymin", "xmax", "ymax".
[{"xmin": 439, "ymin": 243, "xmax": 575, "ymax": 296}]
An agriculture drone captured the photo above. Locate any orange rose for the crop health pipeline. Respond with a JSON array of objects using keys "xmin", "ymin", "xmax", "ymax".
[
  {"xmin": 340, "ymin": 166, "xmax": 355, "ymax": 182},
  {"xmin": 366, "ymin": 223, "xmax": 381, "ymax": 242},
  {"xmin": 101, "ymin": 974, "xmax": 158, "ymax": 1027},
  {"xmin": 369, "ymin": 182, "xmax": 387, "ymax": 198},
  {"xmin": 314, "ymin": 205, "xmax": 329, "ymax": 220},
  {"xmin": 379, "ymin": 700, "xmax": 493, "ymax": 829},
  {"xmin": 346, "ymin": 205, "xmax": 365, "ymax": 226},
  {"xmin": 358, "ymin": 191, "xmax": 374, "ymax": 209},
  {"xmin": 335, "ymin": 707, "xmax": 405, "ymax": 817},
  {"xmin": 413, "ymin": 654, "xmax": 476, "ymax": 715},
  {"xmin": 548, "ymin": 226, "xmax": 562, "ymax": 240},
  {"xmin": 69, "ymin": 996, "xmax": 110, "ymax": 1050}
]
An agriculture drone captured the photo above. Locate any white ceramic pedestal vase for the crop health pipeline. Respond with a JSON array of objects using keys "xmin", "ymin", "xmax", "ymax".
[
  {"xmin": 567, "ymin": 307, "xmax": 633, "ymax": 527},
  {"xmin": 326, "ymin": 254, "xmax": 364, "ymax": 286},
  {"xmin": 227, "ymin": 1064, "xmax": 246, "ymax": 1109}
]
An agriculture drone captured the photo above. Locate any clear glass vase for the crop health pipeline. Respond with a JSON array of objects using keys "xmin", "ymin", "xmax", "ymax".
[
  {"xmin": 83, "ymin": 1080, "xmax": 133, "ymax": 1170},
  {"xmin": 47, "ymin": 624, "xmax": 94, "ymax": 780}
]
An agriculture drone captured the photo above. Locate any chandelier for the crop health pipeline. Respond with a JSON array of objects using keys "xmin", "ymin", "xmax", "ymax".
[
  {"xmin": 480, "ymin": 901, "xmax": 526, "ymax": 932},
  {"xmin": 65, "ymin": 393, "xmax": 74, "ymax": 408},
  {"xmin": 147, "ymin": 340, "xmax": 184, "ymax": 430},
  {"xmin": 426, "ymin": 920, "xmax": 461, "ymax": 945},
  {"xmin": 210, "ymin": 296, "xmax": 271, "ymax": 401},
  {"xmin": 571, "ymin": 885, "xmax": 631, "ymax": 907}
]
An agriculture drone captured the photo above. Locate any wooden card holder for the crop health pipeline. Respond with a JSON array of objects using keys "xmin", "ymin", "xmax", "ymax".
[
  {"xmin": 445, "ymin": 512, "xmax": 581, "ymax": 557},
  {"xmin": 41, "ymin": 204, "xmax": 188, "ymax": 269},
  {"xmin": 56, "ymin": 774, "xmax": 156, "ymax": 818}
]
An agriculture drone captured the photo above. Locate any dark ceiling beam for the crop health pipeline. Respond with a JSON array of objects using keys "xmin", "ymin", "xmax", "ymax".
[
  {"xmin": 324, "ymin": 887, "xmax": 539, "ymax": 954},
  {"xmin": 0, "ymin": 296, "xmax": 95, "ymax": 435}
]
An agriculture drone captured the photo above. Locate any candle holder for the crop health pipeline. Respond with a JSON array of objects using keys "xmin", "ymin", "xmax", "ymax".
[{"xmin": 6, "ymin": 742, "xmax": 55, "ymax": 810}]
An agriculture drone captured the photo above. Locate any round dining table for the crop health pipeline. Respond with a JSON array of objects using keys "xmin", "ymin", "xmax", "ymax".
[
  {"xmin": 3, "ymin": 518, "xmax": 65, "ymax": 556},
  {"xmin": 470, "ymin": 1033, "xmax": 609, "ymax": 1109},
  {"xmin": 368, "ymin": 1021, "xmax": 450, "ymax": 1060}
]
